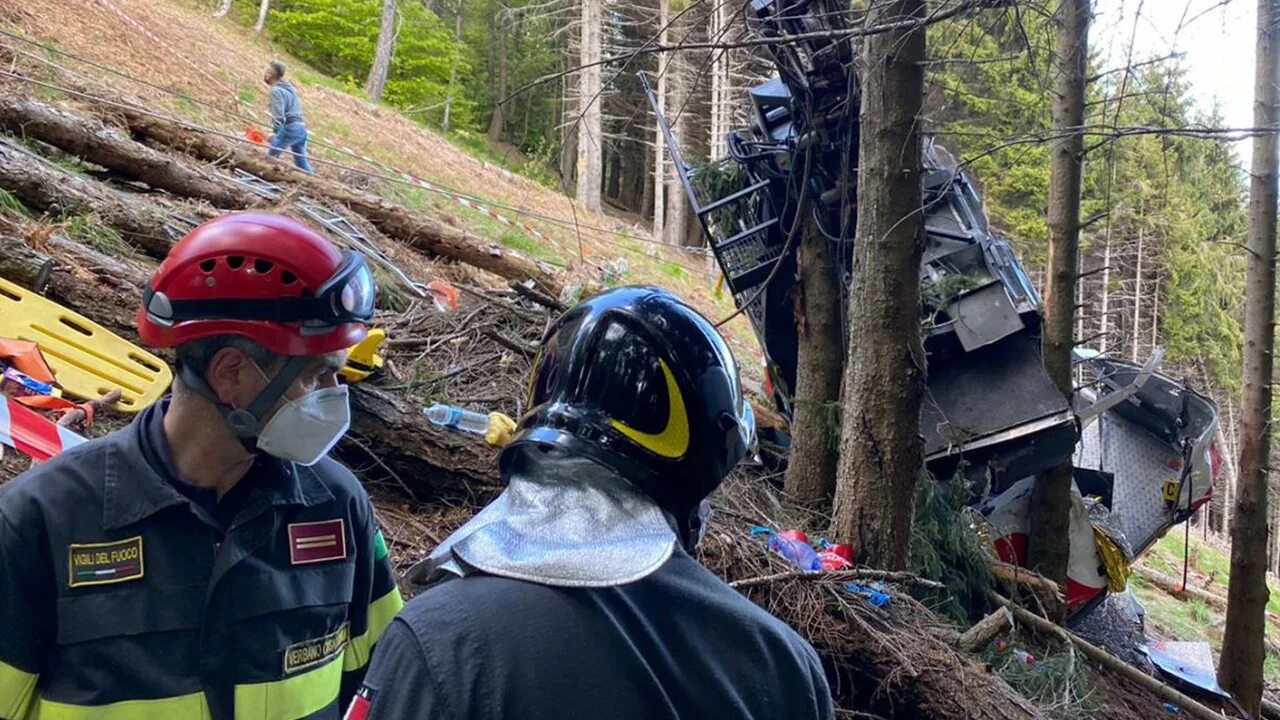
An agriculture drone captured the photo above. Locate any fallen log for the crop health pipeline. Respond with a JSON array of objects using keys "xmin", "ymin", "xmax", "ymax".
[
  {"xmin": 0, "ymin": 90, "xmax": 259, "ymax": 210},
  {"xmin": 1134, "ymin": 564, "xmax": 1227, "ymax": 610},
  {"xmin": 0, "ymin": 230, "xmax": 149, "ymax": 337},
  {"xmin": 346, "ymin": 383, "xmax": 503, "ymax": 500},
  {"xmin": 0, "ymin": 138, "xmax": 176, "ymax": 258},
  {"xmin": 988, "ymin": 561, "xmax": 1066, "ymax": 618},
  {"xmin": 994, "ymin": 594, "xmax": 1228, "ymax": 720},
  {"xmin": 99, "ymin": 97, "xmax": 560, "ymax": 295},
  {"xmin": 956, "ymin": 606, "xmax": 1013, "ymax": 653},
  {"xmin": 0, "ymin": 227, "xmax": 500, "ymax": 500}
]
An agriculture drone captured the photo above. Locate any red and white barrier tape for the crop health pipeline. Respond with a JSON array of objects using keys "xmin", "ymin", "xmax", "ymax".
[
  {"xmin": 0, "ymin": 398, "xmax": 86, "ymax": 461},
  {"xmin": 325, "ymin": 140, "xmax": 551, "ymax": 243}
]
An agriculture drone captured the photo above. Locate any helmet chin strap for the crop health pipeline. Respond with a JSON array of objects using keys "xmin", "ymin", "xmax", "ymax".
[{"xmin": 177, "ymin": 356, "xmax": 313, "ymax": 444}]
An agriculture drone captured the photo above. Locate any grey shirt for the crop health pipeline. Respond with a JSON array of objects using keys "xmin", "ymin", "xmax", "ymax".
[
  {"xmin": 269, "ymin": 80, "xmax": 305, "ymax": 131},
  {"xmin": 357, "ymin": 549, "xmax": 835, "ymax": 720}
]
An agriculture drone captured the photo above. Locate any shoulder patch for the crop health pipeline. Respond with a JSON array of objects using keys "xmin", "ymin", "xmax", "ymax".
[
  {"xmin": 68, "ymin": 535, "xmax": 144, "ymax": 587},
  {"xmin": 289, "ymin": 519, "xmax": 348, "ymax": 565},
  {"xmin": 284, "ymin": 622, "xmax": 349, "ymax": 675}
]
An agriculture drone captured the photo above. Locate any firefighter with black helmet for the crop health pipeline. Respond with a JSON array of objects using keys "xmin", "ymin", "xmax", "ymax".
[
  {"xmin": 348, "ymin": 285, "xmax": 834, "ymax": 720},
  {"xmin": 0, "ymin": 213, "xmax": 402, "ymax": 719}
]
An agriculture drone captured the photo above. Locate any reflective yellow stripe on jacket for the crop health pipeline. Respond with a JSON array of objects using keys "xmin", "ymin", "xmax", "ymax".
[
  {"xmin": 0, "ymin": 659, "xmax": 37, "ymax": 719},
  {"xmin": 234, "ymin": 650, "xmax": 344, "ymax": 720},
  {"xmin": 344, "ymin": 587, "xmax": 404, "ymax": 672},
  {"xmin": 29, "ymin": 693, "xmax": 212, "ymax": 720}
]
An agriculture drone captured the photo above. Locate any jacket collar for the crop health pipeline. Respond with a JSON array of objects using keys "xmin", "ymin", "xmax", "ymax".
[{"xmin": 102, "ymin": 399, "xmax": 333, "ymax": 531}]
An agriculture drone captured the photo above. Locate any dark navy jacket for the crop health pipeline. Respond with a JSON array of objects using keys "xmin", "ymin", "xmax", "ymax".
[
  {"xmin": 356, "ymin": 549, "xmax": 834, "ymax": 720},
  {"xmin": 0, "ymin": 401, "xmax": 402, "ymax": 720}
]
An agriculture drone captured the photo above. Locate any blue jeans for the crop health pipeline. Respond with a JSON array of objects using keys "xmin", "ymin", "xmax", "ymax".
[{"xmin": 267, "ymin": 122, "xmax": 314, "ymax": 174}]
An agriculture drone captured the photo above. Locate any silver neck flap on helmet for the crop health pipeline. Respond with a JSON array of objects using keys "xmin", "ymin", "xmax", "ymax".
[{"xmin": 405, "ymin": 447, "xmax": 678, "ymax": 591}]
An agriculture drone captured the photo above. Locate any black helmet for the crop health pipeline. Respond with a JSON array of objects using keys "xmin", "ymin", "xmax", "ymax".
[{"xmin": 500, "ymin": 286, "xmax": 756, "ymax": 521}]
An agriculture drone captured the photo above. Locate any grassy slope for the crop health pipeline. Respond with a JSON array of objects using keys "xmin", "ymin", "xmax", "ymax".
[
  {"xmin": 1133, "ymin": 531, "xmax": 1280, "ymax": 687},
  {"xmin": 0, "ymin": 0, "xmax": 759, "ymax": 356}
]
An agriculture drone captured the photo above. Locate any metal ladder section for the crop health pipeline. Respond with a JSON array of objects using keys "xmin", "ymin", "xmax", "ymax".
[
  {"xmin": 639, "ymin": 73, "xmax": 782, "ymax": 295},
  {"xmin": 228, "ymin": 170, "xmax": 428, "ymax": 298},
  {"xmin": 295, "ymin": 203, "xmax": 428, "ymax": 298},
  {"xmin": 232, "ymin": 169, "xmax": 284, "ymax": 200}
]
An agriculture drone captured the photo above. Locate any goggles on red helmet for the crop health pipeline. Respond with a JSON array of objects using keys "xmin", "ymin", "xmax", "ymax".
[{"xmin": 144, "ymin": 251, "xmax": 375, "ymax": 328}]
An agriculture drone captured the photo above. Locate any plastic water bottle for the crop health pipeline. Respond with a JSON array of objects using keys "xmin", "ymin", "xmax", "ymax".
[
  {"xmin": 767, "ymin": 531, "xmax": 822, "ymax": 572},
  {"xmin": 423, "ymin": 403, "xmax": 489, "ymax": 435}
]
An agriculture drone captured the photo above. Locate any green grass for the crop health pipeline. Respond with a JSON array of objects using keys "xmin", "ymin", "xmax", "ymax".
[
  {"xmin": 443, "ymin": 130, "xmax": 557, "ymax": 188},
  {"xmin": 236, "ymin": 85, "xmax": 260, "ymax": 106},
  {"xmin": 1187, "ymin": 598, "xmax": 1212, "ymax": 625},
  {"xmin": 172, "ymin": 94, "xmax": 208, "ymax": 124},
  {"xmin": 1266, "ymin": 654, "xmax": 1280, "ymax": 687},
  {"xmin": 657, "ymin": 260, "xmax": 688, "ymax": 281},
  {"xmin": 0, "ymin": 188, "xmax": 31, "ymax": 218},
  {"xmin": 59, "ymin": 215, "xmax": 128, "ymax": 256},
  {"xmin": 498, "ymin": 231, "xmax": 564, "ymax": 266}
]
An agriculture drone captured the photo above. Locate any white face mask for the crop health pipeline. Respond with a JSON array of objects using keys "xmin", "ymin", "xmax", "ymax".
[{"xmin": 254, "ymin": 384, "xmax": 352, "ymax": 466}]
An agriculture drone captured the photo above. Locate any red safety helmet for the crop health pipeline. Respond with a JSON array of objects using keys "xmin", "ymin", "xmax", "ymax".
[{"xmin": 137, "ymin": 213, "xmax": 374, "ymax": 356}]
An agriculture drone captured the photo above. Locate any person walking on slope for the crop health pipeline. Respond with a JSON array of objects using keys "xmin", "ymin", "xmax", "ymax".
[
  {"xmin": 264, "ymin": 61, "xmax": 315, "ymax": 173},
  {"xmin": 347, "ymin": 286, "xmax": 834, "ymax": 720},
  {"xmin": 0, "ymin": 213, "xmax": 402, "ymax": 719}
]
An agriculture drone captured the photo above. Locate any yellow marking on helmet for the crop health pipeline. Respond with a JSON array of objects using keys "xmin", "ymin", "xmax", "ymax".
[{"xmin": 610, "ymin": 359, "xmax": 689, "ymax": 459}]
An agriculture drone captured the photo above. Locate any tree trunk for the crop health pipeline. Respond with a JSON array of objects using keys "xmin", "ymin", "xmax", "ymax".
[
  {"xmin": 707, "ymin": 0, "xmax": 728, "ymax": 161},
  {"xmin": 574, "ymin": 0, "xmax": 603, "ymax": 213},
  {"xmin": 1130, "ymin": 223, "xmax": 1144, "ymax": 362},
  {"xmin": 651, "ymin": 0, "xmax": 668, "ymax": 242},
  {"xmin": 214, "ymin": 0, "xmax": 233, "ymax": 18},
  {"xmin": 784, "ymin": 221, "xmax": 843, "ymax": 505},
  {"xmin": 253, "ymin": 0, "xmax": 270, "ymax": 32},
  {"xmin": 1027, "ymin": 0, "xmax": 1089, "ymax": 593},
  {"xmin": 1217, "ymin": 402, "xmax": 1238, "ymax": 537},
  {"xmin": 1098, "ymin": 175, "xmax": 1115, "ymax": 354},
  {"xmin": 365, "ymin": 0, "xmax": 398, "ymax": 103},
  {"xmin": 0, "ymin": 228, "xmax": 151, "ymax": 339},
  {"xmin": 1220, "ymin": 0, "xmax": 1279, "ymax": 712},
  {"xmin": 0, "ymin": 139, "xmax": 180, "ymax": 259},
  {"xmin": 604, "ymin": 146, "xmax": 621, "ymax": 202},
  {"xmin": 1150, "ymin": 272, "xmax": 1159, "ymax": 349},
  {"xmin": 622, "ymin": 139, "xmax": 645, "ymax": 211},
  {"xmin": 829, "ymin": 0, "xmax": 926, "ymax": 571},
  {"xmin": 662, "ymin": 51, "xmax": 687, "ymax": 246},
  {"xmin": 0, "ymin": 90, "xmax": 259, "ymax": 210},
  {"xmin": 487, "ymin": 3, "xmax": 509, "ymax": 142},
  {"xmin": 442, "ymin": 5, "xmax": 463, "ymax": 132}
]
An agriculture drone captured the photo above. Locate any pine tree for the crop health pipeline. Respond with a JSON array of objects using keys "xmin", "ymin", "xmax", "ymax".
[
  {"xmin": 1219, "ymin": 0, "xmax": 1279, "ymax": 713},
  {"xmin": 830, "ymin": 0, "xmax": 927, "ymax": 570}
]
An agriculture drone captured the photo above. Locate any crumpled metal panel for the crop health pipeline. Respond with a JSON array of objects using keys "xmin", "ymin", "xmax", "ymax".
[{"xmin": 1074, "ymin": 413, "xmax": 1180, "ymax": 553}]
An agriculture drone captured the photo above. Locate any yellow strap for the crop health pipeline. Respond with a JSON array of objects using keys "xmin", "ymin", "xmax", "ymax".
[
  {"xmin": 344, "ymin": 587, "xmax": 405, "ymax": 672},
  {"xmin": 0, "ymin": 658, "xmax": 37, "ymax": 719},
  {"xmin": 29, "ymin": 692, "xmax": 211, "ymax": 720},
  {"xmin": 234, "ymin": 651, "xmax": 344, "ymax": 720}
]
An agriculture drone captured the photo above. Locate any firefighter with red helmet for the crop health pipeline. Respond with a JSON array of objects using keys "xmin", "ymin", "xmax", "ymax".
[{"xmin": 0, "ymin": 213, "xmax": 402, "ymax": 719}]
